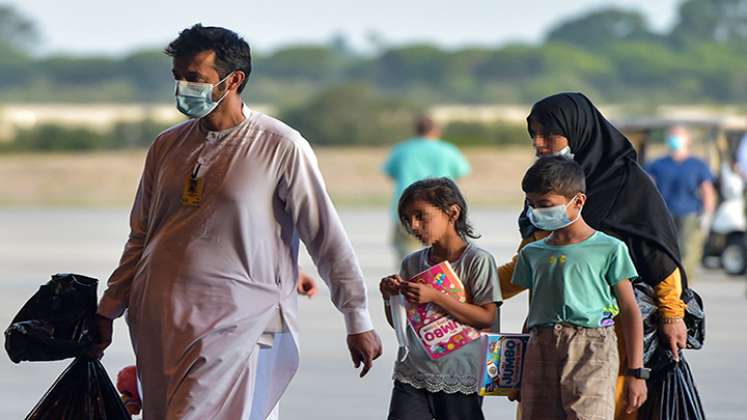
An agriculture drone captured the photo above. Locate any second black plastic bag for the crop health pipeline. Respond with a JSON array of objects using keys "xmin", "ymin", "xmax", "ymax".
[{"xmin": 26, "ymin": 357, "xmax": 131, "ymax": 420}]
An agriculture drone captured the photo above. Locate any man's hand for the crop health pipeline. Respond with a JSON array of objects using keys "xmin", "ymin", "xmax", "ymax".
[
  {"xmin": 699, "ymin": 212, "xmax": 713, "ymax": 232},
  {"xmin": 624, "ymin": 377, "xmax": 648, "ymax": 414},
  {"xmin": 296, "ymin": 272, "xmax": 318, "ymax": 298},
  {"xmin": 659, "ymin": 318, "xmax": 687, "ymax": 362},
  {"xmin": 346, "ymin": 330, "xmax": 383, "ymax": 378},
  {"xmin": 401, "ymin": 281, "xmax": 440, "ymax": 305},
  {"xmin": 89, "ymin": 313, "xmax": 113, "ymax": 359},
  {"xmin": 379, "ymin": 274, "xmax": 403, "ymax": 300}
]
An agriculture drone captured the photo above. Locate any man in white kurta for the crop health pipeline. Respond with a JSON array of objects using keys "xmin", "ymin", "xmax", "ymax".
[{"xmin": 95, "ymin": 24, "xmax": 382, "ymax": 420}]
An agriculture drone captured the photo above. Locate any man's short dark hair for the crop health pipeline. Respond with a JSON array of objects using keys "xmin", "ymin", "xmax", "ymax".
[
  {"xmin": 165, "ymin": 24, "xmax": 252, "ymax": 93},
  {"xmin": 522, "ymin": 156, "xmax": 586, "ymax": 198},
  {"xmin": 415, "ymin": 115, "xmax": 437, "ymax": 136}
]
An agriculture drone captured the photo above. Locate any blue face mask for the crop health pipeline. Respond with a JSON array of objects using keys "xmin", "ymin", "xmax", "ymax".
[
  {"xmin": 526, "ymin": 195, "xmax": 581, "ymax": 231},
  {"xmin": 537, "ymin": 146, "xmax": 574, "ymax": 160},
  {"xmin": 666, "ymin": 135, "xmax": 685, "ymax": 152},
  {"xmin": 551, "ymin": 146, "xmax": 574, "ymax": 159},
  {"xmin": 174, "ymin": 73, "xmax": 232, "ymax": 118}
]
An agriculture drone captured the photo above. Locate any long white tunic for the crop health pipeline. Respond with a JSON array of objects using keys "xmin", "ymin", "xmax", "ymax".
[{"xmin": 98, "ymin": 106, "xmax": 373, "ymax": 419}]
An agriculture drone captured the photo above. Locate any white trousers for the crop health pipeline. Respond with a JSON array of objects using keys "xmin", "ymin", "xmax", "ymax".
[{"xmin": 247, "ymin": 339, "xmax": 283, "ymax": 420}]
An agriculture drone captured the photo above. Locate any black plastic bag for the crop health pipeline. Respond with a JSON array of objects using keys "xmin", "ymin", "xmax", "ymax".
[
  {"xmin": 634, "ymin": 282, "xmax": 706, "ymax": 420},
  {"xmin": 638, "ymin": 350, "xmax": 706, "ymax": 420},
  {"xmin": 5, "ymin": 273, "xmax": 99, "ymax": 363},
  {"xmin": 634, "ymin": 282, "xmax": 705, "ymax": 365},
  {"xmin": 25, "ymin": 357, "xmax": 131, "ymax": 420}
]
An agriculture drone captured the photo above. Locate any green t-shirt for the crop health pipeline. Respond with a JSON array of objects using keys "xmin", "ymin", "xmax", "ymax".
[
  {"xmin": 383, "ymin": 138, "xmax": 471, "ymax": 219},
  {"xmin": 511, "ymin": 231, "xmax": 638, "ymax": 329}
]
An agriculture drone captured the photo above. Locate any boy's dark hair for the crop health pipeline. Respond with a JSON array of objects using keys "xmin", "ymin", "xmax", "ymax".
[
  {"xmin": 398, "ymin": 177, "xmax": 479, "ymax": 240},
  {"xmin": 165, "ymin": 24, "xmax": 252, "ymax": 93},
  {"xmin": 522, "ymin": 156, "xmax": 586, "ymax": 198}
]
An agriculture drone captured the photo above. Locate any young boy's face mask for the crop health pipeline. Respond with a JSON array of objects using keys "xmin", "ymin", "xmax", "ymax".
[
  {"xmin": 174, "ymin": 72, "xmax": 233, "ymax": 118},
  {"xmin": 526, "ymin": 195, "xmax": 581, "ymax": 231}
]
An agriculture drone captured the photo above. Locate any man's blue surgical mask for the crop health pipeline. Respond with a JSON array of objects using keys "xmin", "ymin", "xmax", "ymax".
[
  {"xmin": 666, "ymin": 135, "xmax": 685, "ymax": 152},
  {"xmin": 526, "ymin": 195, "xmax": 581, "ymax": 231},
  {"xmin": 175, "ymin": 73, "xmax": 232, "ymax": 119}
]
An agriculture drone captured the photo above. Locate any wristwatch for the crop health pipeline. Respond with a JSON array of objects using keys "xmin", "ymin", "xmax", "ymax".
[{"xmin": 626, "ymin": 368, "xmax": 651, "ymax": 380}]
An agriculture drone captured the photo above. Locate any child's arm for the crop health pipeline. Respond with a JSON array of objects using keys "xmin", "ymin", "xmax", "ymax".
[
  {"xmin": 614, "ymin": 279, "xmax": 648, "ymax": 414},
  {"xmin": 401, "ymin": 282, "xmax": 497, "ymax": 329},
  {"xmin": 379, "ymin": 275, "xmax": 403, "ymax": 328}
]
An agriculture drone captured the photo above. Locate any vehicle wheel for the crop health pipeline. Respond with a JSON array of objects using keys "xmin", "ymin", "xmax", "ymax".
[
  {"xmin": 721, "ymin": 238, "xmax": 747, "ymax": 275},
  {"xmin": 701, "ymin": 232, "xmax": 724, "ymax": 270},
  {"xmin": 701, "ymin": 256, "xmax": 721, "ymax": 270}
]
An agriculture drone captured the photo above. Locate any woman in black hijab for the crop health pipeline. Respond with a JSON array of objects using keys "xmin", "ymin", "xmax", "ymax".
[{"xmin": 498, "ymin": 92, "xmax": 690, "ymax": 420}]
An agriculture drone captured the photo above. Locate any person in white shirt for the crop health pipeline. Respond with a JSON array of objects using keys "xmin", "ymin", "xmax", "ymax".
[{"xmin": 93, "ymin": 24, "xmax": 382, "ymax": 420}]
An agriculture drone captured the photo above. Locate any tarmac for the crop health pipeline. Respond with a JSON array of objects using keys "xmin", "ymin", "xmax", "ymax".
[{"xmin": 1, "ymin": 208, "xmax": 745, "ymax": 419}]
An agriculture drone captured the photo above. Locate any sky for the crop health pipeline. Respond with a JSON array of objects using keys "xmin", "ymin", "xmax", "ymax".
[{"xmin": 6, "ymin": 0, "xmax": 682, "ymax": 56}]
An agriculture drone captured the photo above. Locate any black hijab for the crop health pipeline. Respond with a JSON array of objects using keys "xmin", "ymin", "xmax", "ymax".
[{"xmin": 518, "ymin": 92, "xmax": 687, "ymax": 288}]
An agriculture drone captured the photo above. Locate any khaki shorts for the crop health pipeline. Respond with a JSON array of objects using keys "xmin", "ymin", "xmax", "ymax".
[{"xmin": 520, "ymin": 324, "xmax": 619, "ymax": 420}]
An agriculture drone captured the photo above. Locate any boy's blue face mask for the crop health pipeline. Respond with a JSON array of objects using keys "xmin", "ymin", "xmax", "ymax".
[
  {"xmin": 174, "ymin": 73, "xmax": 232, "ymax": 119},
  {"xmin": 526, "ymin": 195, "xmax": 581, "ymax": 231}
]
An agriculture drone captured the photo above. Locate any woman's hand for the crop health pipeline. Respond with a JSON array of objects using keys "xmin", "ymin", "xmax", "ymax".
[
  {"xmin": 380, "ymin": 274, "xmax": 403, "ymax": 300},
  {"xmin": 401, "ymin": 281, "xmax": 440, "ymax": 305},
  {"xmin": 659, "ymin": 318, "xmax": 687, "ymax": 362}
]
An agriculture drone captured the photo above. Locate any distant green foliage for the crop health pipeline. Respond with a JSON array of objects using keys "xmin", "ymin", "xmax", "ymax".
[
  {"xmin": 443, "ymin": 122, "xmax": 529, "ymax": 147},
  {"xmin": 545, "ymin": 8, "xmax": 660, "ymax": 50},
  {"xmin": 1, "ymin": 120, "xmax": 172, "ymax": 152},
  {"xmin": 670, "ymin": 0, "xmax": 747, "ymax": 45},
  {"xmin": 2, "ymin": 86, "xmax": 529, "ymax": 151},
  {"xmin": 8, "ymin": 125, "xmax": 108, "ymax": 152},
  {"xmin": 0, "ymin": 5, "xmax": 39, "ymax": 52},
  {"xmin": 281, "ymin": 83, "xmax": 422, "ymax": 146}
]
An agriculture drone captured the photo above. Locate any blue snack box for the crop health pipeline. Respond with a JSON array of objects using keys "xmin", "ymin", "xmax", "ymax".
[{"xmin": 478, "ymin": 333, "xmax": 530, "ymax": 396}]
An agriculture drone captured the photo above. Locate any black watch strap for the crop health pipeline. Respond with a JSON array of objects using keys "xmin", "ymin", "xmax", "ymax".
[{"xmin": 626, "ymin": 367, "xmax": 651, "ymax": 380}]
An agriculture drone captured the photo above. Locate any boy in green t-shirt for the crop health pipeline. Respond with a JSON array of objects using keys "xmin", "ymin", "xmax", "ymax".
[{"xmin": 511, "ymin": 156, "xmax": 647, "ymax": 420}]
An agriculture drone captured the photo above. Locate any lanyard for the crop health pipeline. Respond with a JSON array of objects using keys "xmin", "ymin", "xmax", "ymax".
[{"xmin": 188, "ymin": 163, "xmax": 203, "ymax": 193}]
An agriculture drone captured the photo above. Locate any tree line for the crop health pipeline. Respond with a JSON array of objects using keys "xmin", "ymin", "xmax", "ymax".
[
  {"xmin": 3, "ymin": 1, "xmax": 747, "ymax": 106},
  {"xmin": 2, "ymin": 1, "xmax": 747, "ymax": 150}
]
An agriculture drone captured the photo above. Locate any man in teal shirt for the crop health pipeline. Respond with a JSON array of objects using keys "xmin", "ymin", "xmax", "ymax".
[{"xmin": 383, "ymin": 116, "xmax": 471, "ymax": 262}]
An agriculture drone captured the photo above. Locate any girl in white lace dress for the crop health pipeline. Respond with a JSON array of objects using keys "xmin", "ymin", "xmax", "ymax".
[{"xmin": 380, "ymin": 178, "xmax": 502, "ymax": 420}]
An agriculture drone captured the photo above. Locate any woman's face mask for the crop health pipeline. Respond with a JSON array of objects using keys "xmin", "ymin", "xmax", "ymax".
[
  {"xmin": 551, "ymin": 146, "xmax": 574, "ymax": 159},
  {"xmin": 174, "ymin": 72, "xmax": 232, "ymax": 119},
  {"xmin": 526, "ymin": 194, "xmax": 582, "ymax": 231},
  {"xmin": 529, "ymin": 120, "xmax": 571, "ymax": 157}
]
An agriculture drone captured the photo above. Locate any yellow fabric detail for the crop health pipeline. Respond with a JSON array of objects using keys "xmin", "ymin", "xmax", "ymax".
[
  {"xmin": 655, "ymin": 268, "xmax": 687, "ymax": 319},
  {"xmin": 497, "ymin": 231, "xmax": 550, "ymax": 300}
]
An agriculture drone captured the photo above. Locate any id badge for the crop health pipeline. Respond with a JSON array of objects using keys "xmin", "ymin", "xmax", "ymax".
[{"xmin": 181, "ymin": 175, "xmax": 205, "ymax": 206}]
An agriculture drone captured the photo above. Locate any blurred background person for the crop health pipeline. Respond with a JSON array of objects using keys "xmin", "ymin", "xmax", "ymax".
[
  {"xmin": 383, "ymin": 116, "xmax": 471, "ymax": 265},
  {"xmin": 645, "ymin": 126, "xmax": 716, "ymax": 282}
]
